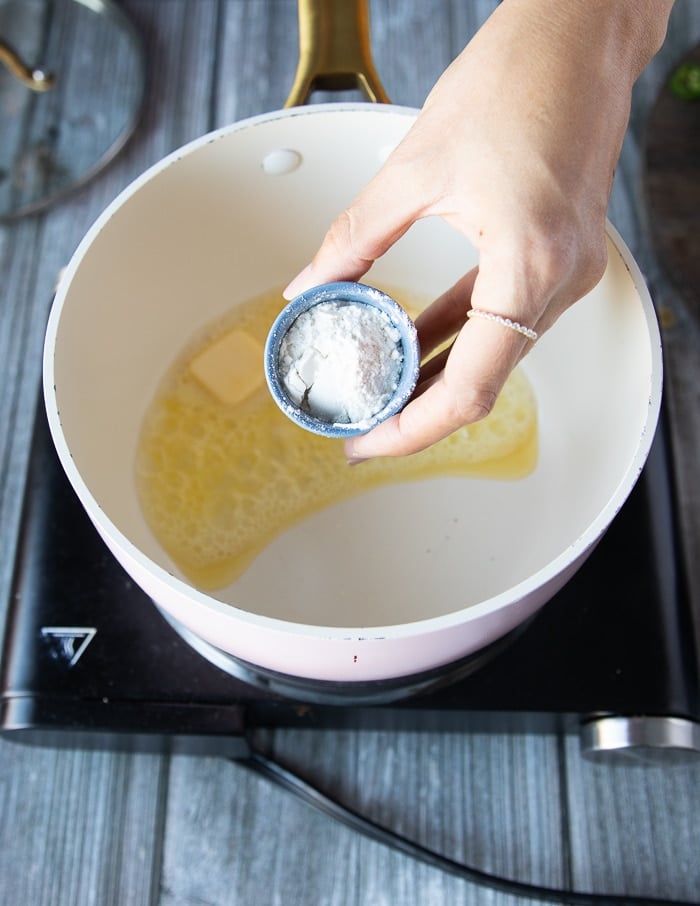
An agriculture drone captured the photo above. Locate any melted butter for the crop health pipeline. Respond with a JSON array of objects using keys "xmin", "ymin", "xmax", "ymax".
[{"xmin": 136, "ymin": 287, "xmax": 538, "ymax": 590}]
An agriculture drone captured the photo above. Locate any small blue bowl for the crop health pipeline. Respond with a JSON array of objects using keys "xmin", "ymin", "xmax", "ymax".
[{"xmin": 265, "ymin": 282, "xmax": 420, "ymax": 438}]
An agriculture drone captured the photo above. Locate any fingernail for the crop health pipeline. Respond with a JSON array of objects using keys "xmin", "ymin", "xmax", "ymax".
[
  {"xmin": 283, "ymin": 264, "xmax": 314, "ymax": 300},
  {"xmin": 346, "ymin": 456, "xmax": 370, "ymax": 467},
  {"xmin": 345, "ymin": 439, "xmax": 371, "ymax": 466}
]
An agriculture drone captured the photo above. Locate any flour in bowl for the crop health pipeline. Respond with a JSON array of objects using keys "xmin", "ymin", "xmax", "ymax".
[{"xmin": 278, "ymin": 301, "xmax": 403, "ymax": 424}]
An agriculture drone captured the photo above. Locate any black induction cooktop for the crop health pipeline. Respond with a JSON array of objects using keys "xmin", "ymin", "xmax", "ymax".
[{"xmin": 1, "ymin": 397, "xmax": 699, "ymax": 758}]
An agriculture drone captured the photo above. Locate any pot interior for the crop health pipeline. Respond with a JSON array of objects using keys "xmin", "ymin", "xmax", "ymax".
[{"xmin": 47, "ymin": 106, "xmax": 660, "ymax": 630}]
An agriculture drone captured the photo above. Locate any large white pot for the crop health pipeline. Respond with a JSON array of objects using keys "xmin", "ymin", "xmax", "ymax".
[{"xmin": 43, "ymin": 103, "xmax": 662, "ymax": 691}]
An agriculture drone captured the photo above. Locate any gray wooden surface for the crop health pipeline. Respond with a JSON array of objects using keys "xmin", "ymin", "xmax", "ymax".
[{"xmin": 1, "ymin": 2, "xmax": 700, "ymax": 904}]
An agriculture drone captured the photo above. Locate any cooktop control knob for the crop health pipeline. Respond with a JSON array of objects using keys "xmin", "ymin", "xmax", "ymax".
[{"xmin": 580, "ymin": 716, "xmax": 700, "ymax": 765}]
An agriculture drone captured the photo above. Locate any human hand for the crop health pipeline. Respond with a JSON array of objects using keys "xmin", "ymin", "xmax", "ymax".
[{"xmin": 284, "ymin": 0, "xmax": 674, "ymax": 460}]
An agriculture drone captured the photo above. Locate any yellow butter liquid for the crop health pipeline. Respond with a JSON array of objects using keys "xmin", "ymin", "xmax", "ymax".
[{"xmin": 136, "ymin": 288, "xmax": 538, "ymax": 590}]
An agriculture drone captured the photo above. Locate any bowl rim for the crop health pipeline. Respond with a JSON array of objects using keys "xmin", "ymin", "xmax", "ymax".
[{"xmin": 264, "ymin": 281, "xmax": 421, "ymax": 438}]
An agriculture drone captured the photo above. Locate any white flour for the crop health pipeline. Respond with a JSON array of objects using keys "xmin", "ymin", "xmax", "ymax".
[{"xmin": 278, "ymin": 301, "xmax": 403, "ymax": 425}]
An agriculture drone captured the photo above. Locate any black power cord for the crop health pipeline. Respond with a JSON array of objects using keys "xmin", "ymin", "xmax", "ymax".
[{"xmin": 236, "ymin": 749, "xmax": 698, "ymax": 906}]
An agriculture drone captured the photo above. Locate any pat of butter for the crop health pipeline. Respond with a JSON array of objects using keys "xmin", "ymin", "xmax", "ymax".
[{"xmin": 189, "ymin": 329, "xmax": 263, "ymax": 406}]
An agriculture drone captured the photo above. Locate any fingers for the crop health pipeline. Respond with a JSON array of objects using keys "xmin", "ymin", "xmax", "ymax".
[
  {"xmin": 347, "ymin": 264, "xmax": 536, "ymax": 459},
  {"xmin": 414, "ymin": 267, "xmax": 478, "ymax": 355},
  {"xmin": 345, "ymin": 314, "xmax": 530, "ymax": 459},
  {"xmin": 284, "ymin": 157, "xmax": 429, "ymax": 299}
]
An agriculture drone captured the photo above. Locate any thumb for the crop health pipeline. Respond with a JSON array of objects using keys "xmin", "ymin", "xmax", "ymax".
[{"xmin": 284, "ymin": 160, "xmax": 428, "ymax": 299}]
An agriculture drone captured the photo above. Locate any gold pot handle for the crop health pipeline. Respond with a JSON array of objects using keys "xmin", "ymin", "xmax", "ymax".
[
  {"xmin": 285, "ymin": 0, "xmax": 390, "ymax": 107},
  {"xmin": 0, "ymin": 38, "xmax": 54, "ymax": 91}
]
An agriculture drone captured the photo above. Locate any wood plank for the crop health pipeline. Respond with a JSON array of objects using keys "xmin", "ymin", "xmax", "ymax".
[
  {"xmin": 564, "ymin": 733, "xmax": 700, "ymax": 902},
  {"xmin": 213, "ymin": 0, "xmax": 300, "ymax": 120},
  {"xmin": 211, "ymin": 0, "xmax": 500, "ymax": 121},
  {"xmin": 644, "ymin": 40, "xmax": 700, "ymax": 321},
  {"xmin": 0, "ymin": 742, "xmax": 167, "ymax": 905},
  {"xmin": 160, "ymin": 729, "xmax": 566, "ymax": 906}
]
